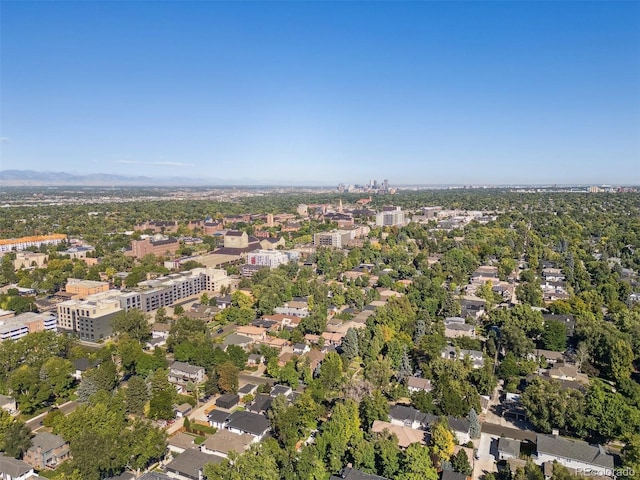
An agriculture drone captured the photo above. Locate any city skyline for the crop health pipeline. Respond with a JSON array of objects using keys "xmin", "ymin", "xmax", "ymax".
[{"xmin": 1, "ymin": 1, "xmax": 639, "ymax": 185}]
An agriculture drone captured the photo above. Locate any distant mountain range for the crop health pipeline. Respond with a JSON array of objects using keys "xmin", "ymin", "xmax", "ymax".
[{"xmin": 0, "ymin": 170, "xmax": 216, "ymax": 186}]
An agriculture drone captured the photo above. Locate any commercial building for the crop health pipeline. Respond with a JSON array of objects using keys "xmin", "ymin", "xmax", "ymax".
[
  {"xmin": 13, "ymin": 252, "xmax": 48, "ymax": 270},
  {"xmin": 125, "ymin": 235, "xmax": 180, "ymax": 259},
  {"xmin": 246, "ymin": 249, "xmax": 299, "ymax": 269},
  {"xmin": 0, "ymin": 312, "xmax": 57, "ymax": 343},
  {"xmin": 0, "ymin": 234, "xmax": 67, "ymax": 254},
  {"xmin": 65, "ymin": 278, "xmax": 110, "ymax": 299}
]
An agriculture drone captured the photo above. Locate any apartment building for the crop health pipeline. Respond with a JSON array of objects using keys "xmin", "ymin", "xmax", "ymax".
[
  {"xmin": 0, "ymin": 312, "xmax": 57, "ymax": 343},
  {"xmin": 128, "ymin": 268, "xmax": 229, "ymax": 312},
  {"xmin": 375, "ymin": 207, "xmax": 406, "ymax": 227},
  {"xmin": 246, "ymin": 250, "xmax": 290, "ymax": 269},
  {"xmin": 0, "ymin": 234, "xmax": 67, "ymax": 254},
  {"xmin": 313, "ymin": 230, "xmax": 352, "ymax": 249},
  {"xmin": 57, "ymin": 291, "xmax": 122, "ymax": 342}
]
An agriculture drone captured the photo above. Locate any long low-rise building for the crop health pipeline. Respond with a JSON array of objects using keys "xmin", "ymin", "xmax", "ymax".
[
  {"xmin": 0, "ymin": 312, "xmax": 57, "ymax": 343},
  {"xmin": 0, "ymin": 234, "xmax": 67, "ymax": 254}
]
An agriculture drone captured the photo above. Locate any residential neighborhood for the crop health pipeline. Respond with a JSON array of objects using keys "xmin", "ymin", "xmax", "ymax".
[{"xmin": 0, "ymin": 189, "xmax": 638, "ymax": 480}]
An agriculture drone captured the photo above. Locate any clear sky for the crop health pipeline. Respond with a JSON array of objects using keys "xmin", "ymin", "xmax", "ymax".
[{"xmin": 1, "ymin": 1, "xmax": 639, "ymax": 185}]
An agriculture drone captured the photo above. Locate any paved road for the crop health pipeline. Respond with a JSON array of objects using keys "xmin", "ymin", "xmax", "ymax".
[{"xmin": 26, "ymin": 400, "xmax": 79, "ymax": 432}]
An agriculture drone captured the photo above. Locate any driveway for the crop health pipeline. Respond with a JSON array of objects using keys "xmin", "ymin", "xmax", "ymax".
[{"xmin": 474, "ymin": 433, "xmax": 499, "ymax": 480}]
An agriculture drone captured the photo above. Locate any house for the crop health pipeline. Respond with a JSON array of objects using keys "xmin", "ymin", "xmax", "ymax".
[
  {"xmin": 0, "ymin": 454, "xmax": 36, "ymax": 480},
  {"xmin": 238, "ymin": 383, "xmax": 258, "ymax": 396},
  {"xmin": 441, "ymin": 471, "xmax": 469, "ymax": 480},
  {"xmin": 207, "ymin": 410, "xmax": 230, "ymax": 430},
  {"xmin": 441, "ymin": 345, "xmax": 484, "ymax": 369},
  {"xmin": 201, "ymin": 430, "xmax": 253, "ymax": 458},
  {"xmin": 174, "ymin": 403, "xmax": 192, "ymax": 418},
  {"xmin": 278, "ymin": 352, "xmax": 294, "ymax": 367},
  {"xmin": 222, "ymin": 334, "xmax": 254, "ymax": 350},
  {"xmin": 0, "ymin": 395, "xmax": 17, "ymax": 415},
  {"xmin": 293, "ymin": 343, "xmax": 310, "ymax": 354},
  {"xmin": 535, "ymin": 434, "xmax": 614, "ymax": 477},
  {"xmin": 105, "ymin": 472, "xmax": 136, "ymax": 480},
  {"xmin": 444, "ymin": 317, "xmax": 476, "ymax": 339},
  {"xmin": 442, "ymin": 416, "xmax": 472, "ymax": 445},
  {"xmin": 247, "ymin": 354, "xmax": 264, "ymax": 367},
  {"xmin": 322, "ymin": 331, "xmax": 345, "ymax": 346},
  {"xmin": 168, "ymin": 362, "xmax": 205, "ymax": 385},
  {"xmin": 165, "ymin": 448, "xmax": 222, "ymax": 480},
  {"xmin": 498, "ymin": 437, "xmax": 521, "ymax": 461},
  {"xmin": 459, "ymin": 296, "xmax": 486, "ymax": 319},
  {"xmin": 371, "ymin": 420, "xmax": 427, "ymax": 448},
  {"xmin": 216, "ymin": 394, "xmax": 239, "ymax": 410},
  {"xmin": 138, "ymin": 473, "xmax": 172, "ymax": 480},
  {"xmin": 235, "ymin": 326, "xmax": 266, "ymax": 341},
  {"xmin": 270, "ymin": 384, "xmax": 293, "ymax": 398},
  {"xmin": 531, "ymin": 349, "xmax": 565, "ymax": 365},
  {"xmin": 542, "ymin": 314, "xmax": 576, "ymax": 337},
  {"xmin": 248, "ymin": 394, "xmax": 274, "ymax": 414},
  {"xmin": 225, "ymin": 411, "xmax": 271, "ymax": 441},
  {"xmin": 258, "ymin": 336, "xmax": 289, "ymax": 351},
  {"xmin": 388, "ymin": 405, "xmax": 428, "ymax": 430},
  {"xmin": 23, "ymin": 432, "xmax": 70, "ymax": 470},
  {"xmin": 330, "ymin": 466, "xmax": 389, "ymax": 480},
  {"xmin": 167, "ymin": 432, "xmax": 198, "ymax": 454},
  {"xmin": 151, "ymin": 323, "xmax": 171, "ymax": 339},
  {"xmin": 406, "ymin": 376, "xmax": 433, "ymax": 394},
  {"xmin": 547, "ymin": 363, "xmax": 581, "ymax": 382},
  {"xmin": 216, "ymin": 295, "xmax": 233, "ymax": 309},
  {"xmin": 71, "ymin": 358, "xmax": 96, "ymax": 381}
]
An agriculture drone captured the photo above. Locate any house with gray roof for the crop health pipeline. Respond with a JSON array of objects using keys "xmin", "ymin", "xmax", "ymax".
[
  {"xmin": 165, "ymin": 448, "xmax": 222, "ymax": 480},
  {"xmin": 225, "ymin": 411, "xmax": 270, "ymax": 441},
  {"xmin": 0, "ymin": 453, "xmax": 35, "ymax": 480},
  {"xmin": 138, "ymin": 473, "xmax": 171, "ymax": 480},
  {"xmin": 498, "ymin": 437, "xmax": 521, "ymax": 460},
  {"xmin": 23, "ymin": 431, "xmax": 69, "ymax": 470},
  {"xmin": 168, "ymin": 361, "xmax": 205, "ymax": 385},
  {"xmin": 330, "ymin": 466, "xmax": 389, "ymax": 480},
  {"xmin": 535, "ymin": 434, "xmax": 614, "ymax": 477}
]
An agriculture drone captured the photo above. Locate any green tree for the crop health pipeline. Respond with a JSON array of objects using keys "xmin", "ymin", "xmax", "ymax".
[
  {"xmin": 452, "ymin": 449, "xmax": 472, "ymax": 476},
  {"xmin": 112, "ymin": 309, "xmax": 151, "ymax": 342},
  {"xmin": 541, "ymin": 320, "xmax": 567, "ymax": 352},
  {"xmin": 217, "ymin": 361, "xmax": 239, "ymax": 394},
  {"xmin": 430, "ymin": 420, "xmax": 455, "ymax": 465},
  {"xmin": 0, "ymin": 414, "xmax": 31, "ymax": 458},
  {"xmin": 342, "ymin": 328, "xmax": 360, "ymax": 361},
  {"xmin": 397, "ymin": 443, "xmax": 438, "ymax": 480},
  {"xmin": 125, "ymin": 375, "xmax": 149, "ymax": 415}
]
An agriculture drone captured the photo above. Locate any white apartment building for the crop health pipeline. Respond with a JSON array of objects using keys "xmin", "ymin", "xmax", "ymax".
[
  {"xmin": 0, "ymin": 312, "xmax": 57, "ymax": 343},
  {"xmin": 246, "ymin": 250, "xmax": 290, "ymax": 269},
  {"xmin": 376, "ymin": 208, "xmax": 406, "ymax": 227}
]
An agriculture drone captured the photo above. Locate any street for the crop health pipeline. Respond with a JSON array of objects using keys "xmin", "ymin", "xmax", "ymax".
[{"xmin": 25, "ymin": 400, "xmax": 79, "ymax": 433}]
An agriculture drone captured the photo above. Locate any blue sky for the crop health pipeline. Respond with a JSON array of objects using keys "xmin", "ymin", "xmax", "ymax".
[{"xmin": 1, "ymin": 1, "xmax": 639, "ymax": 185}]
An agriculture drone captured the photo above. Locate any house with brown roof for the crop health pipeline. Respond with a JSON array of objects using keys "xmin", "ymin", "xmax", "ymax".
[
  {"xmin": 235, "ymin": 326, "xmax": 267, "ymax": 341},
  {"xmin": 371, "ymin": 420, "xmax": 427, "ymax": 448},
  {"xmin": 201, "ymin": 430, "xmax": 253, "ymax": 458}
]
